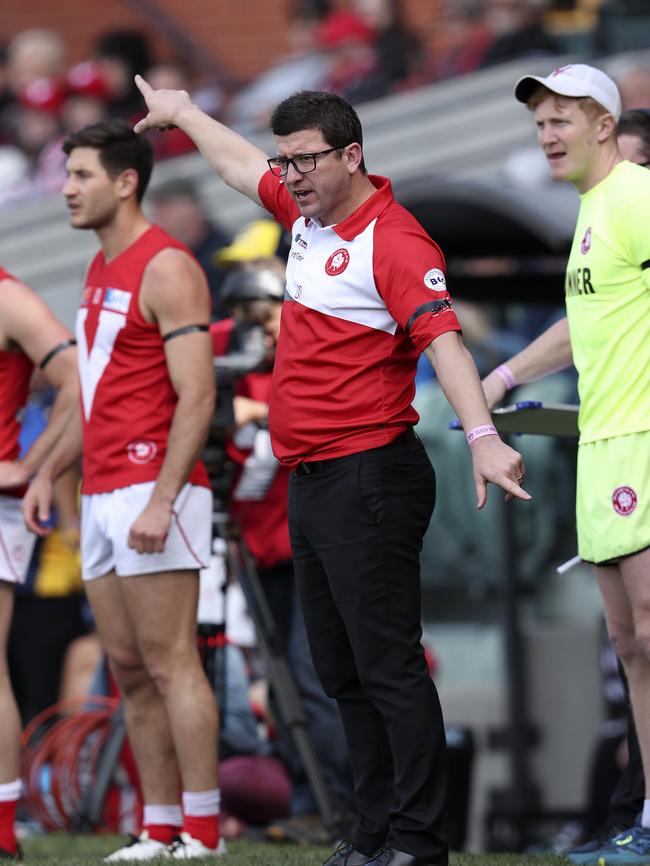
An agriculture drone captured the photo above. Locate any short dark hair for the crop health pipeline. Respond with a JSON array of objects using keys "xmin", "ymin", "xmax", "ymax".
[
  {"xmin": 617, "ymin": 108, "xmax": 650, "ymax": 162},
  {"xmin": 270, "ymin": 90, "xmax": 366, "ymax": 174},
  {"xmin": 62, "ymin": 119, "xmax": 154, "ymax": 202}
]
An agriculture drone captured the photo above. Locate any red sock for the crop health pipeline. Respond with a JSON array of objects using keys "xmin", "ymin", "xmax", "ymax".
[
  {"xmin": 0, "ymin": 800, "xmax": 18, "ymax": 854},
  {"xmin": 142, "ymin": 822, "xmax": 178, "ymax": 845},
  {"xmin": 183, "ymin": 813, "xmax": 220, "ymax": 850}
]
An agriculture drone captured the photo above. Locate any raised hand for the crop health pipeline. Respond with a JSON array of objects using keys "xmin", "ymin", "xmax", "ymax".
[{"xmin": 133, "ymin": 75, "xmax": 193, "ymax": 134}]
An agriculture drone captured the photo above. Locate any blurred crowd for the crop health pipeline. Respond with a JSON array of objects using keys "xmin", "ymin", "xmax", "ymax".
[{"xmin": 4, "ymin": 0, "xmax": 649, "ymax": 206}]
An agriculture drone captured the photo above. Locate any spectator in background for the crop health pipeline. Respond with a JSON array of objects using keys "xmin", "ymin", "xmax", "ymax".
[
  {"xmin": 351, "ymin": 0, "xmax": 426, "ymax": 93},
  {"xmin": 617, "ymin": 107, "xmax": 650, "ymax": 165},
  {"xmin": 227, "ymin": 0, "xmax": 332, "ymax": 134},
  {"xmin": 149, "ymin": 178, "xmax": 232, "ymax": 319},
  {"xmin": 315, "ymin": 11, "xmax": 382, "ymax": 104},
  {"xmin": 478, "ymin": 0, "xmax": 561, "ymax": 68},
  {"xmin": 62, "ymin": 61, "xmax": 110, "ymax": 134},
  {"xmin": 420, "ymin": 0, "xmax": 493, "ymax": 83},
  {"xmin": 12, "ymin": 77, "xmax": 67, "ymax": 196},
  {"xmin": 617, "ymin": 65, "xmax": 650, "ymax": 110},
  {"xmin": 214, "ymin": 218, "xmax": 292, "ymax": 273},
  {"xmin": 6, "ymin": 29, "xmax": 66, "ymax": 96},
  {"xmin": 93, "ymin": 29, "xmax": 152, "ymax": 121}
]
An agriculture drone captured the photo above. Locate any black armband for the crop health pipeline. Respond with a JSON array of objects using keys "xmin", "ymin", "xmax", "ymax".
[
  {"xmin": 642, "ymin": 259, "xmax": 650, "ymax": 271},
  {"xmin": 39, "ymin": 338, "xmax": 77, "ymax": 370},
  {"xmin": 162, "ymin": 324, "xmax": 209, "ymax": 343},
  {"xmin": 406, "ymin": 299, "xmax": 453, "ymax": 333}
]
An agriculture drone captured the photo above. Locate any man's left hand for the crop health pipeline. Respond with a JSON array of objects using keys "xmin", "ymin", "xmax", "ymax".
[
  {"xmin": 470, "ymin": 436, "xmax": 531, "ymax": 509},
  {"xmin": 127, "ymin": 500, "xmax": 173, "ymax": 553}
]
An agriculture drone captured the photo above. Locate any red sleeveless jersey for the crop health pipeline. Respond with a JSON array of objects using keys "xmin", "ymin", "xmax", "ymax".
[
  {"xmin": 76, "ymin": 226, "xmax": 210, "ymax": 494},
  {"xmin": 0, "ymin": 267, "xmax": 33, "ymax": 497}
]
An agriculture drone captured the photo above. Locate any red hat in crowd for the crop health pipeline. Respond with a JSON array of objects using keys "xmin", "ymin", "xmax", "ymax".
[
  {"xmin": 65, "ymin": 61, "xmax": 110, "ymax": 100},
  {"xmin": 316, "ymin": 11, "xmax": 375, "ymax": 49},
  {"xmin": 18, "ymin": 77, "xmax": 65, "ymax": 113}
]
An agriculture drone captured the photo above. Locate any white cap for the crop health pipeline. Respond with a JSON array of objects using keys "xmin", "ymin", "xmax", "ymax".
[{"xmin": 514, "ymin": 64, "xmax": 621, "ymax": 120}]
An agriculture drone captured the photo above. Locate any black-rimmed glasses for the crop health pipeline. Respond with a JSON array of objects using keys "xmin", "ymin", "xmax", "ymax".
[{"xmin": 267, "ymin": 147, "xmax": 343, "ymax": 177}]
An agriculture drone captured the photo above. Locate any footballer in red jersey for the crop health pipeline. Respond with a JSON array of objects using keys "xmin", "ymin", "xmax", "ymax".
[
  {"xmin": 23, "ymin": 120, "xmax": 222, "ymax": 861},
  {"xmin": 0, "ymin": 266, "xmax": 77, "ymax": 859}
]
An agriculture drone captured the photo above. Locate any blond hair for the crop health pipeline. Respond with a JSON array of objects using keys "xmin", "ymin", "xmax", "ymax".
[{"xmin": 527, "ymin": 85, "xmax": 609, "ymax": 120}]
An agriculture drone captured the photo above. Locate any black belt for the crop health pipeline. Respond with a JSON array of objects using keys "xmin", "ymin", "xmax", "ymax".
[{"xmin": 293, "ymin": 428, "xmax": 418, "ymax": 476}]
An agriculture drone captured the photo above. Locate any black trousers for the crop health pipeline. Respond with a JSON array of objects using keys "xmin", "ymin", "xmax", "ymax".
[{"xmin": 288, "ymin": 431, "xmax": 448, "ymax": 863}]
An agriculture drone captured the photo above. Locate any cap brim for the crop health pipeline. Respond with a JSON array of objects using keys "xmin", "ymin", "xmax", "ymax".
[
  {"xmin": 514, "ymin": 73, "xmax": 597, "ymax": 105},
  {"xmin": 514, "ymin": 75, "xmax": 548, "ymax": 104}
]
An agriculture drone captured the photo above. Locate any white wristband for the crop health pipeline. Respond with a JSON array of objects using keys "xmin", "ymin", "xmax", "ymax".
[
  {"xmin": 495, "ymin": 364, "xmax": 518, "ymax": 390},
  {"xmin": 466, "ymin": 424, "xmax": 498, "ymax": 445}
]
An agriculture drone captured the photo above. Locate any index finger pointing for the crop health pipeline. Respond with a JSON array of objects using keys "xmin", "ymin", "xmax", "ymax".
[{"xmin": 134, "ymin": 74, "xmax": 151, "ymax": 95}]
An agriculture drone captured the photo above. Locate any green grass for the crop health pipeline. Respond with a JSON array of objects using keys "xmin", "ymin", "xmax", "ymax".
[{"xmin": 20, "ymin": 833, "xmax": 571, "ymax": 865}]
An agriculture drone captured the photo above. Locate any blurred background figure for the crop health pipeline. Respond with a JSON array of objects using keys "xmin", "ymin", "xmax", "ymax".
[
  {"xmin": 12, "ymin": 77, "xmax": 66, "ymax": 197},
  {"xmin": 617, "ymin": 107, "xmax": 650, "ymax": 164},
  {"xmin": 418, "ymin": 0, "xmax": 493, "ymax": 84},
  {"xmin": 227, "ymin": 0, "xmax": 332, "ymax": 133},
  {"xmin": 6, "ymin": 29, "xmax": 66, "ymax": 96},
  {"xmin": 351, "ymin": 0, "xmax": 426, "ymax": 94},
  {"xmin": 61, "ymin": 60, "xmax": 110, "ymax": 134},
  {"xmin": 616, "ymin": 64, "xmax": 650, "ymax": 110},
  {"xmin": 478, "ymin": 0, "xmax": 561, "ymax": 68},
  {"xmin": 315, "ymin": 9, "xmax": 382, "ymax": 103},
  {"xmin": 93, "ymin": 29, "xmax": 152, "ymax": 120},
  {"xmin": 148, "ymin": 178, "xmax": 232, "ymax": 320}
]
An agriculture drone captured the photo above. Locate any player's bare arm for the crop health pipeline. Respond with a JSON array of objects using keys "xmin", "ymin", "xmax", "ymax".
[
  {"xmin": 482, "ymin": 316, "xmax": 573, "ymax": 408},
  {"xmin": 0, "ymin": 277, "xmax": 78, "ymax": 488},
  {"xmin": 127, "ymin": 248, "xmax": 216, "ymax": 553},
  {"xmin": 134, "ymin": 75, "xmax": 268, "ymax": 205},
  {"xmin": 22, "ymin": 402, "xmax": 83, "ymax": 536},
  {"xmin": 425, "ymin": 331, "xmax": 530, "ymax": 509}
]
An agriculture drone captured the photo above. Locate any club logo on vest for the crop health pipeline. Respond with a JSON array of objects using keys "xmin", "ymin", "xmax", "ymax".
[
  {"xmin": 580, "ymin": 226, "xmax": 591, "ymax": 255},
  {"xmin": 11, "ymin": 543, "xmax": 26, "ymax": 564},
  {"xmin": 424, "ymin": 268, "xmax": 447, "ymax": 291},
  {"xmin": 612, "ymin": 486, "xmax": 637, "ymax": 516},
  {"xmin": 325, "ymin": 248, "xmax": 349, "ymax": 276},
  {"xmin": 127, "ymin": 440, "xmax": 158, "ymax": 465}
]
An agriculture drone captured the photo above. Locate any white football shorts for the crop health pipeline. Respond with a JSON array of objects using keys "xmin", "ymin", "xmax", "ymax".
[
  {"xmin": 81, "ymin": 481, "xmax": 212, "ymax": 580},
  {"xmin": 0, "ymin": 494, "xmax": 36, "ymax": 584}
]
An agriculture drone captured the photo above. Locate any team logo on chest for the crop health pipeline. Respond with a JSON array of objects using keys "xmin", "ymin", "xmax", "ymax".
[
  {"xmin": 127, "ymin": 440, "xmax": 158, "ymax": 465},
  {"xmin": 612, "ymin": 486, "xmax": 637, "ymax": 516},
  {"xmin": 580, "ymin": 226, "xmax": 591, "ymax": 255},
  {"xmin": 325, "ymin": 248, "xmax": 350, "ymax": 276}
]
